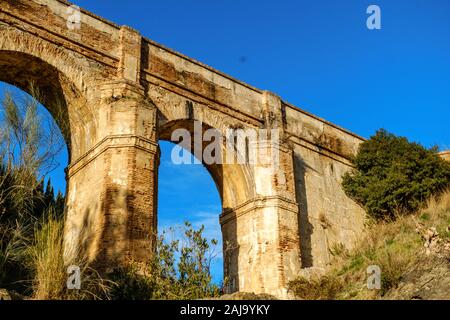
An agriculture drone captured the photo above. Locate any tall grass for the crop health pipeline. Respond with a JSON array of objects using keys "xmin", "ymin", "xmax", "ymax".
[
  {"xmin": 27, "ymin": 210, "xmax": 65, "ymax": 299},
  {"xmin": 25, "ymin": 209, "xmax": 113, "ymax": 300},
  {"xmin": 0, "ymin": 222, "xmax": 29, "ymax": 291}
]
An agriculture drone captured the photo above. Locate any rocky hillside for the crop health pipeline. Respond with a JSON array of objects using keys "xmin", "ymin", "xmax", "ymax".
[
  {"xmin": 288, "ymin": 189, "xmax": 450, "ymax": 300},
  {"xmin": 383, "ymin": 256, "xmax": 449, "ymax": 299}
]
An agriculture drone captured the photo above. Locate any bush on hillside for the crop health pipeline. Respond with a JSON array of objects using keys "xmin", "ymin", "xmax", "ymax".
[{"xmin": 342, "ymin": 129, "xmax": 450, "ymax": 219}]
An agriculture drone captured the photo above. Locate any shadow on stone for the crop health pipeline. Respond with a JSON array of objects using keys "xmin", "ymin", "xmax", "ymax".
[{"xmin": 293, "ymin": 153, "xmax": 315, "ymax": 268}]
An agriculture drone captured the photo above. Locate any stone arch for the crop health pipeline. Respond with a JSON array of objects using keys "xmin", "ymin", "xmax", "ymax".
[
  {"xmin": 152, "ymin": 87, "xmax": 259, "ymax": 209},
  {"xmin": 0, "ymin": 28, "xmax": 105, "ymax": 161},
  {"xmin": 158, "ymin": 118, "xmax": 256, "ymax": 211},
  {"xmin": 0, "ymin": 29, "xmax": 111, "ymax": 267},
  {"xmin": 157, "ymin": 117, "xmax": 261, "ymax": 293},
  {"xmin": 0, "ymin": 28, "xmax": 99, "ymax": 95}
]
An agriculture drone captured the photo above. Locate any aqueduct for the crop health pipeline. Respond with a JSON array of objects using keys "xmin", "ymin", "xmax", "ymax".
[{"xmin": 0, "ymin": 0, "xmax": 369, "ymax": 297}]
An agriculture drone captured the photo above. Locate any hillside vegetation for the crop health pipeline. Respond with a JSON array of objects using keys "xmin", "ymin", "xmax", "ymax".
[
  {"xmin": 342, "ymin": 129, "xmax": 450, "ymax": 220},
  {"xmin": 289, "ymin": 189, "xmax": 449, "ymax": 299},
  {"xmin": 289, "ymin": 129, "xmax": 450, "ymax": 300}
]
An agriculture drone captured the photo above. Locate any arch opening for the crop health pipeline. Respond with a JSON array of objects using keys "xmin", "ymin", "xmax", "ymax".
[
  {"xmin": 158, "ymin": 119, "xmax": 255, "ymax": 211},
  {"xmin": 157, "ymin": 119, "xmax": 256, "ymax": 286},
  {"xmin": 157, "ymin": 140, "xmax": 223, "ymax": 283},
  {"xmin": 0, "ymin": 51, "xmax": 70, "ymax": 153},
  {"xmin": 0, "ymin": 49, "xmax": 97, "ymax": 163},
  {"xmin": 0, "ymin": 47, "xmax": 94, "ymax": 296}
]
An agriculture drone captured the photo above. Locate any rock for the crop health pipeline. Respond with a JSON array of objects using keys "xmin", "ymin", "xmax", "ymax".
[
  {"xmin": 296, "ymin": 266, "xmax": 327, "ymax": 280},
  {"xmin": 414, "ymin": 218, "xmax": 450, "ymax": 258},
  {"xmin": 383, "ymin": 257, "xmax": 450, "ymax": 300}
]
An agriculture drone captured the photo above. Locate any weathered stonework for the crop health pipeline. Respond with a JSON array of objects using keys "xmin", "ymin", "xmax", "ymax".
[{"xmin": 0, "ymin": 0, "xmax": 368, "ymax": 298}]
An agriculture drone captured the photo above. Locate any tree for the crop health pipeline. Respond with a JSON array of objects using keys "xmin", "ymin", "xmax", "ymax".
[
  {"xmin": 0, "ymin": 86, "xmax": 64, "ymax": 219},
  {"xmin": 342, "ymin": 129, "xmax": 450, "ymax": 219}
]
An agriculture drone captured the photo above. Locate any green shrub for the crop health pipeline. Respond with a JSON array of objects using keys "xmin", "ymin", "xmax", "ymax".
[
  {"xmin": 342, "ymin": 129, "xmax": 450, "ymax": 219},
  {"xmin": 288, "ymin": 276, "xmax": 343, "ymax": 300},
  {"xmin": 111, "ymin": 222, "xmax": 221, "ymax": 300}
]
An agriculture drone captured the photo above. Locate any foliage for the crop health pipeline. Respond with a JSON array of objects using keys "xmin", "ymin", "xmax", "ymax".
[
  {"xmin": 342, "ymin": 129, "xmax": 450, "ymax": 219},
  {"xmin": 111, "ymin": 222, "xmax": 221, "ymax": 300},
  {"xmin": 287, "ymin": 275, "xmax": 343, "ymax": 300},
  {"xmin": 0, "ymin": 86, "xmax": 66, "ymax": 296},
  {"xmin": 0, "ymin": 220, "xmax": 30, "ymax": 294},
  {"xmin": 28, "ymin": 208, "xmax": 112, "ymax": 300},
  {"xmin": 0, "ymin": 86, "xmax": 65, "ymax": 223}
]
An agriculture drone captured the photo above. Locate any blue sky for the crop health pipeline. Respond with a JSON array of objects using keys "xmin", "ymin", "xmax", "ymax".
[{"xmin": 1, "ymin": 0, "xmax": 450, "ymax": 283}]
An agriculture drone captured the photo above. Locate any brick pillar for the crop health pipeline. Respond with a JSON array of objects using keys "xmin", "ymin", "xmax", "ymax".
[
  {"xmin": 220, "ymin": 92, "xmax": 302, "ymax": 298},
  {"xmin": 99, "ymin": 81, "xmax": 159, "ymax": 267},
  {"xmin": 64, "ymin": 26, "xmax": 159, "ymax": 269},
  {"xmin": 64, "ymin": 81, "xmax": 159, "ymax": 269}
]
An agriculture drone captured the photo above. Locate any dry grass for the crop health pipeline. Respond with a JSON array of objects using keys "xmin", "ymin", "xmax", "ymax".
[
  {"xmin": 288, "ymin": 275, "xmax": 343, "ymax": 300},
  {"xmin": 289, "ymin": 189, "xmax": 450, "ymax": 300},
  {"xmin": 24, "ymin": 210, "xmax": 113, "ymax": 300},
  {"xmin": 28, "ymin": 212, "xmax": 65, "ymax": 299}
]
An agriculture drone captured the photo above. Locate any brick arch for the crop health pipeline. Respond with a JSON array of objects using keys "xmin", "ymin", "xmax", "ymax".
[
  {"xmin": 0, "ymin": 30, "xmax": 103, "ymax": 161},
  {"xmin": 158, "ymin": 119, "xmax": 256, "ymax": 211},
  {"xmin": 0, "ymin": 28, "xmax": 100, "ymax": 95},
  {"xmin": 0, "ymin": 30, "xmax": 113, "ymax": 269}
]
